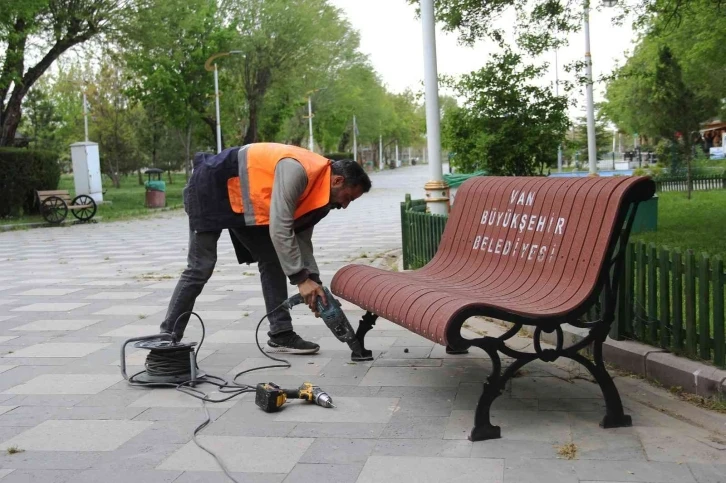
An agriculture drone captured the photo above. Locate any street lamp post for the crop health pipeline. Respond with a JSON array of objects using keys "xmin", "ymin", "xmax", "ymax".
[
  {"xmin": 583, "ymin": 0, "xmax": 598, "ymax": 175},
  {"xmin": 205, "ymin": 51, "xmax": 242, "ymax": 154},
  {"xmin": 307, "ymin": 95, "xmax": 314, "ymax": 151},
  {"xmin": 584, "ymin": 0, "xmax": 617, "ymax": 175},
  {"xmin": 555, "ymin": 50, "xmax": 563, "ymax": 172},
  {"xmin": 421, "ymin": 0, "xmax": 449, "ymax": 214},
  {"xmin": 304, "ymin": 88, "xmax": 325, "ymax": 153}
]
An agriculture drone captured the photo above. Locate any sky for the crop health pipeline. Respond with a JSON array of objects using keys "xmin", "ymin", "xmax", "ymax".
[{"xmin": 328, "ymin": 0, "xmax": 640, "ymax": 119}]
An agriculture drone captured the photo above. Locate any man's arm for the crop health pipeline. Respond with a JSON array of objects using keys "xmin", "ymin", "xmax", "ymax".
[
  {"xmin": 269, "ymin": 158, "xmax": 310, "ymax": 285},
  {"xmin": 296, "ymin": 226, "xmax": 321, "ymax": 283}
]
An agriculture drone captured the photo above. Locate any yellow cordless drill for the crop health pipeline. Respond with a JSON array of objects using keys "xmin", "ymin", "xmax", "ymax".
[{"xmin": 255, "ymin": 382, "xmax": 335, "ymax": 413}]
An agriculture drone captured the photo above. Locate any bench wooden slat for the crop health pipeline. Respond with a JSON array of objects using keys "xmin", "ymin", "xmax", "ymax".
[
  {"xmin": 331, "ymin": 176, "xmax": 655, "ymax": 347},
  {"xmin": 36, "ymin": 190, "xmax": 71, "ymax": 195}
]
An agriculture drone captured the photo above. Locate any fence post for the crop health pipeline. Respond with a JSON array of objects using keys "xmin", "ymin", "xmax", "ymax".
[
  {"xmin": 400, "ymin": 199, "xmax": 410, "ymax": 270},
  {"xmin": 685, "ymin": 250, "xmax": 697, "ymax": 356},
  {"xmin": 713, "ymin": 257, "xmax": 724, "ymax": 367},
  {"xmin": 672, "ymin": 249, "xmax": 683, "ymax": 351},
  {"xmin": 624, "ymin": 243, "xmax": 635, "ymax": 335},
  {"xmin": 659, "ymin": 247, "xmax": 671, "ymax": 349},
  {"xmin": 636, "ymin": 242, "xmax": 646, "ymax": 340},
  {"xmin": 699, "ymin": 253, "xmax": 710, "ymax": 361},
  {"xmin": 648, "ymin": 244, "xmax": 658, "ymax": 344}
]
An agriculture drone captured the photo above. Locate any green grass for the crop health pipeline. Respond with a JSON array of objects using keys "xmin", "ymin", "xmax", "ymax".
[
  {"xmin": 631, "ymin": 190, "xmax": 726, "ymax": 258},
  {"xmin": 1, "ymin": 172, "xmax": 187, "ymax": 226}
]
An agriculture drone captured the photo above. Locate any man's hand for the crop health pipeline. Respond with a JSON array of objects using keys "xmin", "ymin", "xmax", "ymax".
[{"xmin": 297, "ymin": 279, "xmax": 326, "ymax": 314}]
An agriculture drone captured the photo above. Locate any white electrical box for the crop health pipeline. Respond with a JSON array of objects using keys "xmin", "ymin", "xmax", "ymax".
[{"xmin": 70, "ymin": 141, "xmax": 103, "ymax": 203}]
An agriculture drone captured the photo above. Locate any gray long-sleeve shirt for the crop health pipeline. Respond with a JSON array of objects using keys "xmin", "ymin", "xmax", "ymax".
[{"xmin": 269, "ymin": 158, "xmax": 330, "ymax": 285}]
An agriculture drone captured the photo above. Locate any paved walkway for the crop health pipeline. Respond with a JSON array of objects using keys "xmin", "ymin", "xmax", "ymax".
[{"xmin": 0, "ymin": 165, "xmax": 724, "ymax": 482}]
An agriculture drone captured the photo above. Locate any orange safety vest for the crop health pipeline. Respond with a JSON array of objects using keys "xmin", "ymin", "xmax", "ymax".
[{"xmin": 227, "ymin": 143, "xmax": 331, "ymax": 226}]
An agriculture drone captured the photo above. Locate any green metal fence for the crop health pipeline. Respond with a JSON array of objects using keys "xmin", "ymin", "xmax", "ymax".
[{"xmin": 400, "ymin": 198, "xmax": 726, "ymax": 367}]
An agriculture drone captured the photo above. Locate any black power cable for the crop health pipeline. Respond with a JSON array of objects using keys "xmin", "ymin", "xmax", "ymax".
[{"xmin": 126, "ymin": 300, "xmax": 295, "ymax": 482}]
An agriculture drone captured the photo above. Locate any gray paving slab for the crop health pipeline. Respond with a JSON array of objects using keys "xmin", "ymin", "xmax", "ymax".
[
  {"xmin": 357, "ymin": 455, "xmax": 504, "ymax": 482},
  {"xmin": 0, "ymin": 469, "xmax": 80, "ymax": 483},
  {"xmin": 283, "ymin": 463, "xmax": 363, "ymax": 483},
  {"xmin": 158, "ymin": 436, "xmax": 313, "ymax": 473}
]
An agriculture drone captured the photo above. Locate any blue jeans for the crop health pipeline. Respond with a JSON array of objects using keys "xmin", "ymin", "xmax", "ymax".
[{"xmin": 159, "ymin": 227, "xmax": 293, "ymax": 339}]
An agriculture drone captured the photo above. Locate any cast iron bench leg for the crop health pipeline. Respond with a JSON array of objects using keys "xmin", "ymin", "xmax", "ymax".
[
  {"xmin": 469, "ymin": 339, "xmax": 537, "ymax": 441},
  {"xmin": 354, "ymin": 312, "xmax": 378, "ymax": 360},
  {"xmin": 566, "ymin": 338, "xmax": 632, "ymax": 429}
]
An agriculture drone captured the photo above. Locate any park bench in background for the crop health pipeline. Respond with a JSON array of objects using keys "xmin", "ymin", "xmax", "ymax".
[
  {"xmin": 332, "ymin": 175, "xmax": 656, "ymax": 441},
  {"xmin": 36, "ymin": 190, "xmax": 97, "ymax": 225}
]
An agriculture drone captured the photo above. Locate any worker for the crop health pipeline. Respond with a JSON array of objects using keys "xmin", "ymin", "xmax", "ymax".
[{"xmin": 158, "ymin": 143, "xmax": 371, "ymax": 354}]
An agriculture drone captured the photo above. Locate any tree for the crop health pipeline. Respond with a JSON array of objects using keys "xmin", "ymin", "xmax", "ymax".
[
  {"xmin": 20, "ymin": 77, "xmax": 62, "ymax": 151},
  {"xmin": 649, "ymin": 45, "xmax": 708, "ymax": 199},
  {"xmin": 123, "ymin": 0, "xmax": 234, "ymax": 178},
  {"xmin": 411, "ymin": 0, "xmax": 726, "ymax": 56},
  {"xmin": 87, "ymin": 61, "xmax": 145, "ymax": 188},
  {"xmin": 0, "ymin": 0, "xmax": 134, "ymax": 146},
  {"xmin": 441, "ymin": 51, "xmax": 569, "ymax": 175},
  {"xmin": 603, "ymin": 0, "xmax": 725, "ymax": 139},
  {"xmin": 564, "ymin": 115, "xmax": 612, "ymax": 165},
  {"xmin": 226, "ymin": 0, "xmax": 362, "ymax": 145}
]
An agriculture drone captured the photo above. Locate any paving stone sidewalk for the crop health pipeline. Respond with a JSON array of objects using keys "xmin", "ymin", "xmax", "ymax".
[{"xmin": 0, "ymin": 165, "xmax": 724, "ymax": 482}]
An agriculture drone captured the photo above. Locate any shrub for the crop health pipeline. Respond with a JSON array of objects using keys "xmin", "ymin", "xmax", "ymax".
[{"xmin": 0, "ymin": 148, "xmax": 60, "ymax": 217}]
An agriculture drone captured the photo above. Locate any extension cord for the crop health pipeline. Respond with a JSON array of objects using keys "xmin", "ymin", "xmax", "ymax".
[{"xmin": 124, "ymin": 300, "xmax": 295, "ymax": 483}]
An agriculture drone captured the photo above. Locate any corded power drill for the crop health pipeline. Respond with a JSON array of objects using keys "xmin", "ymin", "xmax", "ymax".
[
  {"xmin": 255, "ymin": 382, "xmax": 335, "ymax": 412},
  {"xmin": 284, "ymin": 286, "xmax": 373, "ymax": 361}
]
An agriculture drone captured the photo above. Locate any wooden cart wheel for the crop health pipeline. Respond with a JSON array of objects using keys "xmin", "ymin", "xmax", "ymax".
[
  {"xmin": 41, "ymin": 196, "xmax": 68, "ymax": 224},
  {"xmin": 71, "ymin": 195, "xmax": 97, "ymax": 221}
]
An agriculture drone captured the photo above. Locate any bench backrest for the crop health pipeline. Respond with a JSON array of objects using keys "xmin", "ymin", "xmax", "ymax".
[
  {"xmin": 37, "ymin": 190, "xmax": 72, "ymax": 204},
  {"xmin": 422, "ymin": 176, "xmax": 655, "ymax": 320}
]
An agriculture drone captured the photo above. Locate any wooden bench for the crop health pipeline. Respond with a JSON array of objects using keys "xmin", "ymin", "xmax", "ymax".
[
  {"xmin": 331, "ymin": 176, "xmax": 656, "ymax": 441},
  {"xmin": 36, "ymin": 190, "xmax": 97, "ymax": 225}
]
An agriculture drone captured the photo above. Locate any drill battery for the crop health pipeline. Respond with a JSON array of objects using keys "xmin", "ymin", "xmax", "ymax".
[{"xmin": 255, "ymin": 382, "xmax": 287, "ymax": 413}]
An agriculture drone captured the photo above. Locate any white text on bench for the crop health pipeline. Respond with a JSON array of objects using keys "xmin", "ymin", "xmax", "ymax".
[{"xmin": 471, "ymin": 189, "xmax": 568, "ymax": 263}]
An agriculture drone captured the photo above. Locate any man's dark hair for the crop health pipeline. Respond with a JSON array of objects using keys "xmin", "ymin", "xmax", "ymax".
[{"xmin": 331, "ymin": 159, "xmax": 372, "ymax": 192}]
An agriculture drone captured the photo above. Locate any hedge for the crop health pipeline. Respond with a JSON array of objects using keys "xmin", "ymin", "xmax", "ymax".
[{"xmin": 0, "ymin": 148, "xmax": 61, "ymax": 217}]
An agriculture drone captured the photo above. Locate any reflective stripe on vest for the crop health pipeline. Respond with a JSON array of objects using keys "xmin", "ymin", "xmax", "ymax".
[{"xmin": 227, "ymin": 143, "xmax": 331, "ymax": 226}]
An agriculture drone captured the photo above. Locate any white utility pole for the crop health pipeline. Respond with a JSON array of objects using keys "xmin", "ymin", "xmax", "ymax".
[
  {"xmin": 555, "ymin": 51, "xmax": 563, "ymax": 172},
  {"xmin": 353, "ymin": 116, "xmax": 357, "ymax": 162},
  {"xmin": 83, "ymin": 92, "xmax": 89, "ymax": 142},
  {"xmin": 421, "ymin": 0, "xmax": 449, "ymax": 213},
  {"xmin": 308, "ymin": 96, "xmax": 314, "ymax": 152},
  {"xmin": 584, "ymin": 0, "xmax": 598, "ymax": 175},
  {"xmin": 214, "ymin": 63, "xmax": 222, "ymax": 153},
  {"xmin": 395, "ymin": 142, "xmax": 399, "ymax": 168}
]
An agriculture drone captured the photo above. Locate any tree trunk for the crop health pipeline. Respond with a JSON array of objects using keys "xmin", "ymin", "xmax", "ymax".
[
  {"xmin": 202, "ymin": 116, "xmax": 218, "ymax": 150},
  {"xmin": 243, "ymin": 98, "xmax": 260, "ymax": 145},
  {"xmin": 684, "ymin": 139, "xmax": 693, "ymax": 200},
  {"xmin": 185, "ymin": 123, "xmax": 192, "ymax": 182},
  {"xmin": 0, "ymin": 30, "xmax": 96, "ymax": 146},
  {"xmin": 338, "ymin": 132, "xmax": 350, "ymax": 153},
  {"xmin": 138, "ymin": 169, "xmax": 143, "ymax": 186}
]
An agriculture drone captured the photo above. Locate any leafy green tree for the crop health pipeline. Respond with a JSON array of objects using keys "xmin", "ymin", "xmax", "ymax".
[
  {"xmin": 226, "ymin": 0, "xmax": 362, "ymax": 144},
  {"xmin": 20, "ymin": 77, "xmax": 62, "ymax": 151},
  {"xmin": 123, "ymin": 0, "xmax": 233, "ymax": 178},
  {"xmin": 649, "ymin": 45, "xmax": 708, "ymax": 199},
  {"xmin": 442, "ymin": 51, "xmax": 569, "ymax": 175},
  {"xmin": 87, "ymin": 61, "xmax": 145, "ymax": 188},
  {"xmin": 0, "ymin": 0, "xmax": 135, "ymax": 146}
]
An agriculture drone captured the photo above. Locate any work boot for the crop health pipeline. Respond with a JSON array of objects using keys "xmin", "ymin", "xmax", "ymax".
[{"xmin": 266, "ymin": 331, "xmax": 320, "ymax": 354}]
